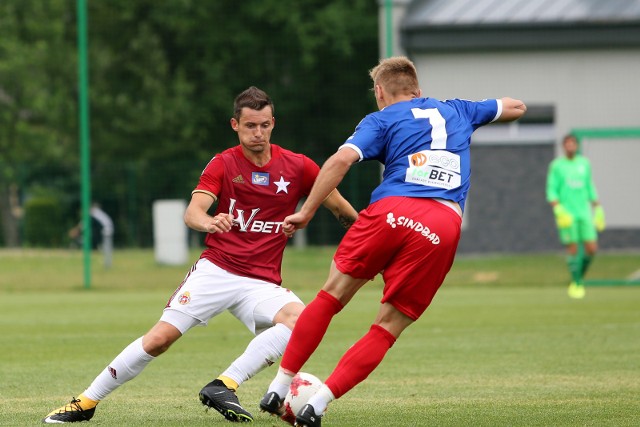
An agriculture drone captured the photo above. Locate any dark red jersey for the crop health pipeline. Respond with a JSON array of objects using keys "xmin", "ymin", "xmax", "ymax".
[{"xmin": 193, "ymin": 144, "xmax": 319, "ymax": 284}]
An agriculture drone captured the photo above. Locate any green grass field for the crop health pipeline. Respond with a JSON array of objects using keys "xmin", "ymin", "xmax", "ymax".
[{"xmin": 1, "ymin": 248, "xmax": 639, "ymax": 426}]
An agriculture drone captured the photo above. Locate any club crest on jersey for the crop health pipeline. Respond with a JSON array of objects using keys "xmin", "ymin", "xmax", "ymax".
[
  {"xmin": 178, "ymin": 291, "xmax": 191, "ymax": 305},
  {"xmin": 386, "ymin": 212, "xmax": 440, "ymax": 244},
  {"xmin": 274, "ymin": 176, "xmax": 290, "ymax": 194},
  {"xmin": 252, "ymin": 172, "xmax": 270, "ymax": 186}
]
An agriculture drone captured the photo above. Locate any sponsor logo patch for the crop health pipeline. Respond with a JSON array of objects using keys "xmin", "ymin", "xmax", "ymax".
[
  {"xmin": 410, "ymin": 152, "xmax": 428, "ymax": 166},
  {"xmin": 228, "ymin": 198, "xmax": 284, "ymax": 234},
  {"xmin": 252, "ymin": 172, "xmax": 270, "ymax": 186},
  {"xmin": 405, "ymin": 150, "xmax": 461, "ymax": 190},
  {"xmin": 386, "ymin": 212, "xmax": 440, "ymax": 244},
  {"xmin": 108, "ymin": 366, "xmax": 117, "ymax": 379}
]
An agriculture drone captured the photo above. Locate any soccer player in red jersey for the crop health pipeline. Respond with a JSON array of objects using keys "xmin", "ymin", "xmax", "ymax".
[
  {"xmin": 260, "ymin": 57, "xmax": 526, "ymax": 426},
  {"xmin": 43, "ymin": 87, "xmax": 358, "ymax": 424}
]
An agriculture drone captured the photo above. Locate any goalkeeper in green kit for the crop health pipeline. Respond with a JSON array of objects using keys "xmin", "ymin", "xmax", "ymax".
[{"xmin": 546, "ymin": 134, "xmax": 606, "ymax": 299}]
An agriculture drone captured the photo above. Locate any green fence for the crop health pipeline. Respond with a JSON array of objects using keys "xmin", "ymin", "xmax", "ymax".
[{"xmin": 0, "ymin": 159, "xmax": 380, "ymax": 249}]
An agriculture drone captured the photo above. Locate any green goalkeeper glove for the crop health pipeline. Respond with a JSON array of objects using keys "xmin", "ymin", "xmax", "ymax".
[
  {"xmin": 553, "ymin": 204, "xmax": 573, "ymax": 229},
  {"xmin": 594, "ymin": 205, "xmax": 606, "ymax": 232}
]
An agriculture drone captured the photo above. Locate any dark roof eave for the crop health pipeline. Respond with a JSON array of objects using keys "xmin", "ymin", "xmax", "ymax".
[{"xmin": 401, "ymin": 22, "xmax": 640, "ymax": 52}]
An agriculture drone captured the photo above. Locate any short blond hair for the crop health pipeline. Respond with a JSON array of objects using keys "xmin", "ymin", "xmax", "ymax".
[{"xmin": 369, "ymin": 56, "xmax": 419, "ymax": 97}]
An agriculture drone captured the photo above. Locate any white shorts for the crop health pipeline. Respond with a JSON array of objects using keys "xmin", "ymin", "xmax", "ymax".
[{"xmin": 160, "ymin": 258, "xmax": 303, "ymax": 335}]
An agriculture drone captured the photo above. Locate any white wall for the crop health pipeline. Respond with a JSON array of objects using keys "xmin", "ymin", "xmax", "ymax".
[
  {"xmin": 413, "ymin": 49, "xmax": 640, "ymax": 231},
  {"xmin": 412, "ymin": 49, "xmax": 640, "ymax": 142},
  {"xmin": 582, "ymin": 137, "xmax": 640, "ymax": 228}
]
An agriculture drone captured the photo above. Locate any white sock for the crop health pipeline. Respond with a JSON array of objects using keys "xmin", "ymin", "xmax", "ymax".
[
  {"xmin": 221, "ymin": 323, "xmax": 291, "ymax": 386},
  {"xmin": 83, "ymin": 337, "xmax": 155, "ymax": 401},
  {"xmin": 267, "ymin": 368, "xmax": 295, "ymax": 399},
  {"xmin": 306, "ymin": 384, "xmax": 334, "ymax": 416}
]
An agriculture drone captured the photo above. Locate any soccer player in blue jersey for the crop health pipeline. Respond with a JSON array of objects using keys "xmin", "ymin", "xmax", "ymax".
[{"xmin": 259, "ymin": 56, "xmax": 527, "ymax": 426}]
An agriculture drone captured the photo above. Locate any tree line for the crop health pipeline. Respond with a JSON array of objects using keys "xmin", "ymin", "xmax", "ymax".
[{"xmin": 0, "ymin": 0, "xmax": 380, "ymax": 247}]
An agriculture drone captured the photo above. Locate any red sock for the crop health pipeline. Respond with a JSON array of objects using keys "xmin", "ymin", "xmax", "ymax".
[
  {"xmin": 280, "ymin": 290, "xmax": 343, "ymax": 374},
  {"xmin": 325, "ymin": 325, "xmax": 396, "ymax": 399}
]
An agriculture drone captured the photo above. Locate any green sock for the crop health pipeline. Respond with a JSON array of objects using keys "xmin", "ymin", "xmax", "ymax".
[
  {"xmin": 567, "ymin": 254, "xmax": 582, "ymax": 284},
  {"xmin": 581, "ymin": 255, "xmax": 593, "ymax": 279}
]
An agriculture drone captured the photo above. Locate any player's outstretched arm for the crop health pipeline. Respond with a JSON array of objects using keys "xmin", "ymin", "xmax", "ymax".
[
  {"xmin": 496, "ymin": 97, "xmax": 527, "ymax": 122},
  {"xmin": 282, "ymin": 211, "xmax": 311, "ymax": 237}
]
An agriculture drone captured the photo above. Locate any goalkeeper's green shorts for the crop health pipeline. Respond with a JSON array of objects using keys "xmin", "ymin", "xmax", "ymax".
[{"xmin": 558, "ymin": 215, "xmax": 597, "ymax": 245}]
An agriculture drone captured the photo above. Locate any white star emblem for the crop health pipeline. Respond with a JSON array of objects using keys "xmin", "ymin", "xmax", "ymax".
[{"xmin": 274, "ymin": 176, "xmax": 290, "ymax": 194}]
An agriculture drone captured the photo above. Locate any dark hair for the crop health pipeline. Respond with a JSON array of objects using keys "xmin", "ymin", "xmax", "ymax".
[
  {"xmin": 233, "ymin": 86, "xmax": 274, "ymax": 120},
  {"xmin": 562, "ymin": 134, "xmax": 578, "ymax": 144}
]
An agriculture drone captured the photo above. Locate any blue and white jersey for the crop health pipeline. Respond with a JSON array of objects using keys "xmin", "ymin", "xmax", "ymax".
[{"xmin": 341, "ymin": 97, "xmax": 501, "ymax": 212}]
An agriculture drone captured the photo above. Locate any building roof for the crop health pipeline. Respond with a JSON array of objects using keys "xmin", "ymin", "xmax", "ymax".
[{"xmin": 401, "ymin": 0, "xmax": 640, "ymax": 52}]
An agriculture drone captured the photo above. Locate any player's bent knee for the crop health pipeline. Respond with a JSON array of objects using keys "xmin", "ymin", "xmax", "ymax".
[
  {"xmin": 142, "ymin": 335, "xmax": 173, "ymax": 356},
  {"xmin": 273, "ymin": 302, "xmax": 304, "ymax": 330},
  {"xmin": 142, "ymin": 323, "xmax": 182, "ymax": 356}
]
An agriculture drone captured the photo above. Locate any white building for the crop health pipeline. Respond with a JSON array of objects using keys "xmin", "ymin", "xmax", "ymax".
[{"xmin": 379, "ymin": 0, "xmax": 640, "ymax": 252}]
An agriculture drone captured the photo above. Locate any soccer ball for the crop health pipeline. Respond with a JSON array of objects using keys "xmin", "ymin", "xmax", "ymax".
[{"xmin": 280, "ymin": 372, "xmax": 323, "ymax": 426}]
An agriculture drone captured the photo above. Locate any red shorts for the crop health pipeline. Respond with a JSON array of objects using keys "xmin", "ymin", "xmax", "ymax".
[{"xmin": 334, "ymin": 197, "xmax": 461, "ymax": 320}]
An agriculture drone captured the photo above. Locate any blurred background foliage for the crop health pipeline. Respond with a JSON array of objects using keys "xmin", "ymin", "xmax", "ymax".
[{"xmin": 0, "ymin": 0, "xmax": 381, "ymax": 248}]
